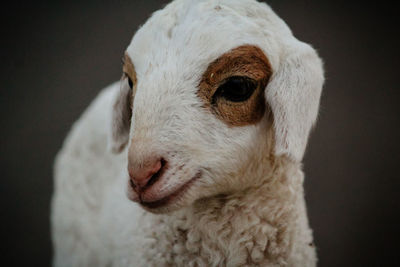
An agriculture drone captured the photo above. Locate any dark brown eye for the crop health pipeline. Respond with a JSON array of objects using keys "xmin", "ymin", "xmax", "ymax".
[
  {"xmin": 214, "ymin": 76, "xmax": 257, "ymax": 102},
  {"xmin": 128, "ymin": 77, "xmax": 133, "ymax": 89}
]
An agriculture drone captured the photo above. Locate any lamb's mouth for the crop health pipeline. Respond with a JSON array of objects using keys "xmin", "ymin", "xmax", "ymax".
[{"xmin": 139, "ymin": 171, "xmax": 202, "ymax": 209}]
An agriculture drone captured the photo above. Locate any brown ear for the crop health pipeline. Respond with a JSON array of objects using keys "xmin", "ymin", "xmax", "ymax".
[{"xmin": 108, "ymin": 81, "xmax": 132, "ymax": 153}]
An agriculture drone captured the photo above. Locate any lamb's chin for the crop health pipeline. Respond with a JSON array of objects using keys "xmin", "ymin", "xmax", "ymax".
[
  {"xmin": 140, "ymin": 200, "xmax": 188, "ymax": 214},
  {"xmin": 139, "ymin": 188, "xmax": 196, "ymax": 214},
  {"xmin": 128, "ymin": 171, "xmax": 202, "ymax": 214}
]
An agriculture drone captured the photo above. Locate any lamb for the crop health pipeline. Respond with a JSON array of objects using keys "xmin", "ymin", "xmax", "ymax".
[{"xmin": 51, "ymin": 0, "xmax": 324, "ymax": 266}]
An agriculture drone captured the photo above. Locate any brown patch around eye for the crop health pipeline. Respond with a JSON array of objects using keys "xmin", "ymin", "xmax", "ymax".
[
  {"xmin": 122, "ymin": 52, "xmax": 137, "ymax": 109},
  {"xmin": 197, "ymin": 45, "xmax": 272, "ymax": 126}
]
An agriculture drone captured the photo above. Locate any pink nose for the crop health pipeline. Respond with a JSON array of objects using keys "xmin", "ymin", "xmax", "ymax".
[{"xmin": 128, "ymin": 158, "xmax": 165, "ymax": 191}]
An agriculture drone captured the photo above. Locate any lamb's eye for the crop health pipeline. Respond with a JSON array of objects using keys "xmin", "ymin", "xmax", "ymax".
[
  {"xmin": 127, "ymin": 77, "xmax": 133, "ymax": 89},
  {"xmin": 215, "ymin": 76, "xmax": 257, "ymax": 102}
]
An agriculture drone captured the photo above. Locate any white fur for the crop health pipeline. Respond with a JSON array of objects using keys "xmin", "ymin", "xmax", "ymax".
[{"xmin": 51, "ymin": 0, "xmax": 324, "ymax": 266}]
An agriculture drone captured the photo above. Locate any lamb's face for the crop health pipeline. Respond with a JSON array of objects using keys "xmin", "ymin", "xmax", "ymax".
[{"xmin": 109, "ymin": 0, "xmax": 324, "ymax": 213}]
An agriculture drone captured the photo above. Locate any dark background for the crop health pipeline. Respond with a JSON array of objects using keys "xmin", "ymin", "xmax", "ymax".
[{"xmin": 1, "ymin": 1, "xmax": 399, "ymax": 266}]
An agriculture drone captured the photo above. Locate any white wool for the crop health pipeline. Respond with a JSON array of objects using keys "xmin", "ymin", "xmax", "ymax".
[{"xmin": 51, "ymin": 0, "xmax": 324, "ymax": 266}]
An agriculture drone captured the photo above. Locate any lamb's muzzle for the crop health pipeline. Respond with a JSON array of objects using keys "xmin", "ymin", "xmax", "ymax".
[{"xmin": 126, "ymin": 148, "xmax": 202, "ymax": 209}]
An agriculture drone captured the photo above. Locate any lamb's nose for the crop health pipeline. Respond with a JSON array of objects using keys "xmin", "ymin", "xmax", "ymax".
[{"xmin": 128, "ymin": 158, "xmax": 165, "ymax": 191}]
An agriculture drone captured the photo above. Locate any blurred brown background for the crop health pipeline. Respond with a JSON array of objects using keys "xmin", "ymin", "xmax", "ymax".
[{"xmin": 1, "ymin": 1, "xmax": 399, "ymax": 266}]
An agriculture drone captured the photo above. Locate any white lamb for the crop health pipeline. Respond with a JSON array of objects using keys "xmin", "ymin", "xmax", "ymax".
[{"xmin": 51, "ymin": 0, "xmax": 324, "ymax": 266}]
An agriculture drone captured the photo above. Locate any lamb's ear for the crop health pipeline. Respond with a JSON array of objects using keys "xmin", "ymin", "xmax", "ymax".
[
  {"xmin": 265, "ymin": 42, "xmax": 324, "ymax": 162},
  {"xmin": 108, "ymin": 81, "xmax": 132, "ymax": 153}
]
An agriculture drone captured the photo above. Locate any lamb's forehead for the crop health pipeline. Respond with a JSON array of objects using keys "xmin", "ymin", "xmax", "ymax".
[{"xmin": 126, "ymin": 0, "xmax": 294, "ymax": 77}]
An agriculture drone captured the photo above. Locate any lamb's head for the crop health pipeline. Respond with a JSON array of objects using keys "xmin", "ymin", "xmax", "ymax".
[{"xmin": 109, "ymin": 0, "xmax": 324, "ymax": 213}]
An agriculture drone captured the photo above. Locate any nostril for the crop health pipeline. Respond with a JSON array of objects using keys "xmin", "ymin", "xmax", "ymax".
[
  {"xmin": 146, "ymin": 158, "xmax": 167, "ymax": 188},
  {"xmin": 129, "ymin": 157, "xmax": 167, "ymax": 190}
]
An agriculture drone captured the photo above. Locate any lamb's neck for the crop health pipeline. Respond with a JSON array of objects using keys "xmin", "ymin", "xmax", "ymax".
[{"xmin": 159, "ymin": 160, "xmax": 314, "ymax": 265}]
